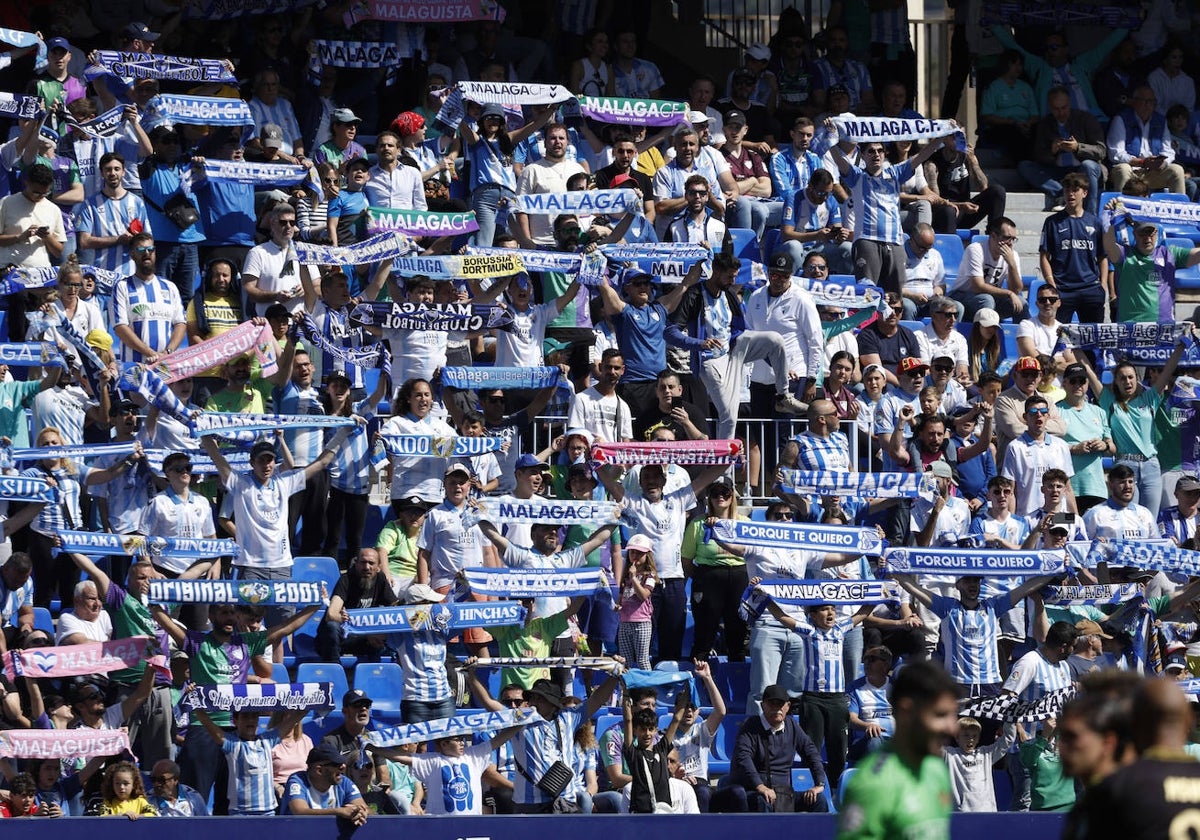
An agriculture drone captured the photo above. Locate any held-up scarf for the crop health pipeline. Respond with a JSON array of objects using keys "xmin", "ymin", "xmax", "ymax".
[
  {"xmin": 86, "ymin": 51, "xmax": 236, "ymax": 84},
  {"xmin": 194, "ymin": 158, "xmax": 310, "ymax": 186},
  {"xmin": 192, "ymin": 412, "xmax": 356, "ymax": 437},
  {"xmin": 179, "ymin": 682, "xmax": 336, "ymax": 713},
  {"xmin": 351, "ymin": 301, "xmax": 514, "ymax": 332},
  {"xmin": 344, "ymin": 0, "xmax": 507, "ymax": 26},
  {"xmin": 62, "ymin": 105, "xmax": 127, "ymax": 138},
  {"xmin": 777, "ymin": 468, "xmax": 938, "ymax": 500},
  {"xmin": 0, "ymin": 92, "xmax": 41, "ymax": 120},
  {"xmin": 119, "ymin": 364, "xmax": 194, "ymax": 425},
  {"xmin": 5, "ymin": 637, "xmax": 162, "ymax": 681},
  {"xmin": 311, "ymin": 39, "xmax": 411, "ymax": 69},
  {"xmin": 0, "ymin": 342, "xmax": 65, "ymax": 367},
  {"xmin": 57, "ymin": 530, "xmax": 240, "ymax": 560},
  {"xmin": 512, "ymin": 189, "xmax": 640, "ymax": 215},
  {"xmin": 298, "ymin": 313, "xmax": 384, "ymax": 370},
  {"xmin": 464, "ymin": 245, "xmax": 584, "ymax": 274},
  {"xmin": 367, "ymin": 707, "xmax": 544, "ymax": 748},
  {"xmin": 958, "ymin": 686, "xmax": 1078, "ymax": 723},
  {"xmin": 0, "ymin": 264, "xmax": 120, "ymax": 296},
  {"xmin": 141, "ymin": 94, "xmax": 255, "ymax": 130},
  {"xmin": 441, "ymin": 366, "xmax": 561, "ymax": 391},
  {"xmin": 390, "ymin": 253, "xmax": 524, "ymax": 279},
  {"xmin": 0, "ymin": 729, "xmax": 132, "ymax": 760},
  {"xmin": 368, "ymin": 207, "xmax": 479, "ymax": 237},
  {"xmin": 710, "ymin": 518, "xmax": 884, "ymax": 555},
  {"xmin": 8, "ymin": 441, "xmax": 138, "ymax": 462},
  {"xmin": 590, "ymin": 439, "xmax": 743, "ymax": 466},
  {"xmin": 345, "ymin": 602, "xmax": 527, "ymax": 634},
  {"xmin": 883, "ymin": 547, "xmax": 1067, "ymax": 576},
  {"xmin": 293, "ymin": 232, "xmax": 415, "ymax": 267},
  {"xmin": 467, "ymin": 495, "xmax": 620, "ymax": 526},
  {"xmin": 576, "ymin": 96, "xmax": 690, "ymax": 126},
  {"xmin": 152, "ymin": 319, "xmax": 278, "ymax": 383},
  {"xmin": 147, "ymin": 579, "xmax": 325, "ymax": 604},
  {"xmin": 0, "ymin": 475, "xmax": 55, "ymax": 503},
  {"xmin": 1065, "ymin": 539, "xmax": 1174, "ymax": 569},
  {"xmin": 753, "ymin": 578, "xmax": 903, "ymax": 605},
  {"xmin": 457, "ymin": 80, "xmax": 574, "ymax": 105},
  {"xmin": 1040, "ymin": 583, "xmax": 1141, "ymax": 606},
  {"xmin": 463, "ymin": 567, "xmax": 604, "ymax": 597},
  {"xmin": 378, "ymin": 434, "xmax": 504, "ymax": 458},
  {"xmin": 461, "ymin": 656, "xmax": 623, "ymax": 672},
  {"xmin": 831, "ymin": 113, "xmax": 966, "ymax": 150}
]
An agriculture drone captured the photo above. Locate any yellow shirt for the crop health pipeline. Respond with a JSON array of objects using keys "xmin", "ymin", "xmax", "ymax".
[{"xmin": 100, "ymin": 796, "xmax": 157, "ymax": 816}]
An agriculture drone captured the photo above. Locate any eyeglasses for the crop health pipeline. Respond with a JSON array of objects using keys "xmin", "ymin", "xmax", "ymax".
[
  {"xmin": 133, "ymin": 246, "xmax": 155, "ymax": 254},
  {"xmin": 890, "ymin": 305, "xmax": 904, "ymax": 314},
  {"xmin": 710, "ymin": 488, "xmax": 733, "ymax": 498},
  {"xmin": 769, "ymin": 512, "xmax": 794, "ymax": 520},
  {"xmin": 169, "ymin": 465, "xmax": 193, "ymax": 474},
  {"xmin": 1038, "ymin": 296, "xmax": 1059, "ymax": 304},
  {"xmin": 61, "ymin": 282, "xmax": 82, "ymax": 289},
  {"xmin": 933, "ymin": 364, "xmax": 955, "ymax": 372},
  {"xmin": 117, "ymin": 408, "xmax": 138, "ymax": 416},
  {"xmin": 996, "ymin": 235, "xmax": 1019, "ymax": 244},
  {"xmin": 276, "ymin": 218, "xmax": 298, "ymax": 227},
  {"xmin": 807, "ymin": 264, "xmax": 828, "ymax": 273},
  {"xmin": 1027, "ymin": 406, "xmax": 1050, "ymax": 416}
]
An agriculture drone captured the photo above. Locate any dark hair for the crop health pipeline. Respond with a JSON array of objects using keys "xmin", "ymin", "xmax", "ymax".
[
  {"xmin": 1042, "ymin": 468, "xmax": 1069, "ymax": 484},
  {"xmin": 808, "ymin": 168, "xmax": 834, "ymax": 190},
  {"xmin": 130, "ymin": 231, "xmax": 155, "ymax": 250},
  {"xmin": 98, "ymin": 151, "xmax": 126, "ymax": 169},
  {"xmin": 628, "ymin": 687, "xmax": 658, "ymax": 703},
  {"xmin": 1108, "ymin": 463, "xmax": 1135, "ymax": 482},
  {"xmin": 1024, "ymin": 394, "xmax": 1048, "ymax": 413},
  {"xmin": 611, "ymin": 132, "xmax": 636, "ymax": 147},
  {"xmin": 632, "ymin": 708, "xmax": 659, "ymax": 729},
  {"xmin": 1046, "ymin": 620, "xmax": 1079, "ymax": 649},
  {"xmin": 1062, "ymin": 171, "xmax": 1089, "ymax": 192},
  {"xmin": 397, "ymin": 378, "xmax": 432, "ymax": 411},
  {"xmin": 914, "ymin": 412, "xmax": 947, "ymax": 434},
  {"xmin": 712, "ymin": 251, "xmax": 740, "ymax": 272},
  {"xmin": 24, "ymin": 163, "xmax": 53, "ymax": 187},
  {"xmin": 829, "ymin": 350, "xmax": 855, "ymax": 371},
  {"xmin": 684, "ymin": 173, "xmax": 709, "ymax": 194},
  {"xmin": 987, "ymin": 475, "xmax": 1014, "ymax": 492},
  {"xmin": 600, "ymin": 348, "xmax": 624, "ymax": 365},
  {"xmin": 977, "ymin": 371, "xmax": 1004, "ymax": 390},
  {"xmin": 9, "ymin": 772, "xmax": 36, "ymax": 796},
  {"xmin": 345, "ymin": 157, "xmax": 371, "ymax": 173},
  {"xmin": 459, "ymin": 409, "xmax": 486, "ymax": 428},
  {"xmin": 985, "ymin": 216, "xmax": 1017, "ymax": 235}
]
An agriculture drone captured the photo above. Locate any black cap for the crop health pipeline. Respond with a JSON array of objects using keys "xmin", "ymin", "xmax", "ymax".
[
  {"xmin": 527, "ymin": 679, "xmax": 566, "ymax": 709},
  {"xmin": 264, "ymin": 303, "xmax": 290, "ymax": 320},
  {"xmin": 342, "ymin": 688, "xmax": 372, "ymax": 707},
  {"xmin": 395, "ymin": 495, "xmax": 433, "ymax": 512},
  {"xmin": 1063, "ymin": 362, "xmax": 1087, "ymax": 380},
  {"xmin": 109, "ymin": 398, "xmax": 139, "ymax": 416},
  {"xmin": 724, "ymin": 109, "xmax": 748, "ymax": 126},
  {"xmin": 323, "ymin": 370, "xmax": 352, "ymax": 387},
  {"xmin": 769, "ymin": 251, "xmax": 794, "ymax": 274},
  {"xmin": 250, "ymin": 439, "xmax": 277, "ymax": 462},
  {"xmin": 123, "ymin": 21, "xmax": 160, "ymax": 41},
  {"xmin": 827, "ymin": 83, "xmax": 850, "ymax": 97},
  {"xmin": 306, "ymin": 743, "xmax": 345, "ymax": 765},
  {"xmin": 761, "ymin": 684, "xmax": 791, "ymax": 703}
]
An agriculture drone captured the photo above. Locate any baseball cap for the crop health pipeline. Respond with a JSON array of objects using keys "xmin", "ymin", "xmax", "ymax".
[
  {"xmin": 973, "ymin": 308, "xmax": 1000, "ymax": 328},
  {"xmin": 250, "ymin": 439, "xmax": 277, "ymax": 461},
  {"xmin": 85, "ymin": 329, "xmax": 113, "ymax": 352},
  {"xmin": 260, "ymin": 123, "xmax": 284, "ymax": 149},
  {"xmin": 926, "ymin": 460, "xmax": 956, "ymax": 483},
  {"xmin": 610, "ymin": 172, "xmax": 637, "ymax": 188},
  {"xmin": 109, "ymin": 398, "xmax": 139, "ymax": 416},
  {"xmin": 564, "ymin": 427, "xmax": 594, "ymax": 447},
  {"xmin": 515, "ymin": 454, "xmax": 550, "ymax": 471},
  {"xmin": 761, "ymin": 684, "xmax": 791, "ymax": 703},
  {"xmin": 394, "ymin": 495, "xmax": 432, "ymax": 513},
  {"xmin": 528, "ymin": 680, "xmax": 566, "ymax": 708},
  {"xmin": 544, "ymin": 336, "xmax": 571, "ymax": 355},
  {"xmin": 861, "ymin": 363, "xmax": 886, "ymax": 381},
  {"xmin": 1177, "ymin": 475, "xmax": 1200, "ymax": 493},
  {"xmin": 769, "ymin": 251, "xmax": 794, "ymax": 275},
  {"xmin": 626, "ymin": 533, "xmax": 655, "ymax": 554},
  {"xmin": 931, "ymin": 352, "xmax": 955, "ymax": 366},
  {"xmin": 687, "ymin": 110, "xmax": 711, "ymax": 125},
  {"xmin": 407, "ymin": 582, "xmax": 445, "ymax": 603},
  {"xmin": 124, "ymin": 21, "xmax": 160, "ymax": 41},
  {"xmin": 950, "ymin": 404, "xmax": 977, "ymax": 420},
  {"xmin": 1013, "ymin": 356, "xmax": 1042, "ymax": 373},
  {"xmin": 323, "ymin": 370, "xmax": 352, "ymax": 387},
  {"xmin": 724, "ymin": 109, "xmax": 748, "ymax": 126},
  {"xmin": 331, "ymin": 107, "xmax": 362, "ymax": 125},
  {"xmin": 444, "ymin": 462, "xmax": 472, "ymax": 478},
  {"xmin": 479, "ymin": 103, "xmax": 506, "ymax": 122},
  {"xmin": 46, "ymin": 36, "xmax": 72, "ymax": 52},
  {"xmin": 307, "ymin": 744, "xmax": 346, "ymax": 765},
  {"xmin": 1135, "ymin": 220, "xmax": 1158, "ymax": 234},
  {"xmin": 1062, "ymin": 362, "xmax": 1087, "ymax": 380},
  {"xmin": 342, "ymin": 689, "xmax": 372, "ymax": 707},
  {"xmin": 746, "ymin": 43, "xmax": 771, "ymax": 61},
  {"xmin": 1074, "ymin": 619, "xmax": 1112, "ymax": 639},
  {"xmin": 897, "ymin": 357, "xmax": 928, "ymax": 376}
]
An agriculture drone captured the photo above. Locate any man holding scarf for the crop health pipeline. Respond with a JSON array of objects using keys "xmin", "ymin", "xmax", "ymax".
[
  {"xmin": 111, "ymin": 230, "xmax": 186, "ymax": 365},
  {"xmin": 1102, "ymin": 197, "xmax": 1200, "ymax": 323}
]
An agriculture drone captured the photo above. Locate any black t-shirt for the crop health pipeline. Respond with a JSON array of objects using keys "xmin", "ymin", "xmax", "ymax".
[
  {"xmin": 855, "ymin": 324, "xmax": 922, "ymax": 372},
  {"xmin": 716, "ymin": 98, "xmax": 774, "ymax": 142},
  {"xmin": 595, "ymin": 163, "xmax": 653, "ymax": 196},
  {"xmin": 632, "ymin": 399, "xmax": 709, "ymax": 442},
  {"xmin": 330, "ymin": 572, "xmax": 398, "ymax": 611},
  {"xmin": 1073, "ymin": 756, "xmax": 1200, "ymax": 840}
]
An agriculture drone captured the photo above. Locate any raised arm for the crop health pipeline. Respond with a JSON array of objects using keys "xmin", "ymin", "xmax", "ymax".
[
  {"xmin": 202, "ymin": 434, "xmax": 235, "ymax": 486},
  {"xmin": 893, "ymin": 573, "xmax": 933, "ymax": 609},
  {"xmin": 303, "ymin": 425, "xmax": 355, "ymax": 481},
  {"xmin": 148, "ymin": 603, "xmax": 188, "ymax": 647},
  {"xmin": 265, "ymin": 600, "xmax": 324, "ymax": 644},
  {"xmin": 193, "ymin": 708, "xmax": 227, "ymax": 745},
  {"xmin": 476, "ymin": 516, "xmax": 510, "ymax": 554},
  {"xmin": 693, "ymin": 659, "xmax": 726, "ymax": 733}
]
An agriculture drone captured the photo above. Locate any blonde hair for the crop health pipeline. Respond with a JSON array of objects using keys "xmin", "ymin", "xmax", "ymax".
[{"xmin": 37, "ymin": 426, "xmax": 77, "ymax": 475}]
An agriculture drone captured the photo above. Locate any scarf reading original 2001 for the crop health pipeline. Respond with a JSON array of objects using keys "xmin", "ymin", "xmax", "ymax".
[
  {"xmin": 831, "ymin": 113, "xmax": 966, "ymax": 150},
  {"xmin": 0, "ymin": 729, "xmax": 131, "ymax": 760},
  {"xmin": 87, "ymin": 51, "xmax": 237, "ymax": 84},
  {"xmin": 344, "ymin": 0, "xmax": 507, "ymax": 26},
  {"xmin": 441, "ymin": 366, "xmax": 561, "ymax": 391},
  {"xmin": 180, "ymin": 682, "xmax": 336, "ymax": 714},
  {"xmin": 148, "ymin": 579, "xmax": 324, "ymax": 605},
  {"xmin": 590, "ymin": 440, "xmax": 743, "ymax": 466},
  {"xmin": 512, "ymin": 189, "xmax": 640, "ymax": 216},
  {"xmin": 368, "ymin": 207, "xmax": 479, "ymax": 237},
  {"xmin": 153, "ymin": 319, "xmax": 278, "ymax": 383},
  {"xmin": 577, "ymin": 96, "xmax": 690, "ymax": 126},
  {"xmin": 710, "ymin": 518, "xmax": 884, "ymax": 555},
  {"xmin": 464, "ymin": 567, "xmax": 604, "ymax": 598},
  {"xmin": 884, "ymin": 547, "xmax": 1067, "ymax": 576}
]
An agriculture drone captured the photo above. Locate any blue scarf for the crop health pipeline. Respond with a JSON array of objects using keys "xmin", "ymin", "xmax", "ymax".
[
  {"xmin": 512, "ymin": 189, "xmax": 640, "ymax": 215},
  {"xmin": 0, "ymin": 92, "xmax": 41, "ymax": 120},
  {"xmin": 141, "ymin": 94, "xmax": 255, "ymax": 132},
  {"xmin": 192, "ymin": 412, "xmax": 356, "ymax": 437},
  {"xmin": 884, "ymin": 547, "xmax": 1066, "ymax": 576},
  {"xmin": 710, "ymin": 518, "xmax": 884, "ymax": 555},
  {"xmin": 351, "ymin": 301, "xmax": 514, "ymax": 332},
  {"xmin": 1040, "ymin": 583, "xmax": 1140, "ymax": 606},
  {"xmin": 379, "ymin": 434, "xmax": 504, "ymax": 458},
  {"xmin": 753, "ymin": 578, "xmax": 903, "ymax": 605},
  {"xmin": 367, "ymin": 707, "xmax": 543, "ymax": 748},
  {"xmin": 311, "ymin": 40, "xmax": 411, "ymax": 69},
  {"xmin": 0, "ymin": 343, "xmax": 65, "ymax": 368},
  {"xmin": 778, "ymin": 468, "xmax": 937, "ymax": 500},
  {"xmin": 298, "ymin": 313, "xmax": 385, "ymax": 370},
  {"xmin": 441, "ymin": 365, "xmax": 561, "ymax": 391},
  {"xmin": 58, "ymin": 530, "xmax": 240, "ymax": 560},
  {"xmin": 180, "ymin": 682, "xmax": 336, "ymax": 714},
  {"xmin": 87, "ymin": 51, "xmax": 237, "ymax": 84},
  {"xmin": 147, "ymin": 579, "xmax": 324, "ymax": 604},
  {"xmin": 0, "ymin": 475, "xmax": 55, "ymax": 503},
  {"xmin": 345, "ymin": 602, "xmax": 526, "ymax": 635},
  {"xmin": 463, "ymin": 567, "xmax": 603, "ymax": 597},
  {"xmin": 294, "ymin": 232, "xmax": 415, "ymax": 267}
]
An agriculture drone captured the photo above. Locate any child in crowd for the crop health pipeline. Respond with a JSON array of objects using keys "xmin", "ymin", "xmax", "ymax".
[
  {"xmin": 622, "ymin": 691, "xmax": 686, "ymax": 813},
  {"xmin": 617, "ymin": 534, "xmax": 657, "ymax": 669},
  {"xmin": 98, "ymin": 761, "xmax": 157, "ymax": 818},
  {"xmin": 381, "ymin": 742, "xmax": 423, "ymax": 814},
  {"xmin": 326, "ymin": 156, "xmax": 370, "ymax": 246},
  {"xmin": 195, "ymin": 707, "xmax": 306, "ymax": 816},
  {"xmin": 942, "ymin": 717, "xmax": 1016, "ymax": 812}
]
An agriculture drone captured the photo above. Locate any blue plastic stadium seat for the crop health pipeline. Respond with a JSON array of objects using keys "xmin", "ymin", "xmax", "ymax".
[
  {"xmin": 727, "ymin": 227, "xmax": 759, "ymax": 286},
  {"xmin": 792, "ymin": 767, "xmax": 837, "ymax": 811},
  {"xmin": 293, "ymin": 556, "xmax": 341, "ymax": 589},
  {"xmin": 1167, "ymin": 237, "xmax": 1200, "ymax": 290},
  {"xmin": 353, "ymin": 662, "xmax": 404, "ymax": 722},
  {"xmin": 32, "ymin": 606, "xmax": 53, "ymax": 635},
  {"xmin": 297, "ymin": 661, "xmax": 352, "ymax": 706},
  {"xmin": 760, "ymin": 228, "xmax": 783, "ymax": 264},
  {"xmin": 836, "ymin": 767, "xmax": 858, "ymax": 806},
  {"xmin": 933, "ymin": 232, "xmax": 964, "ymax": 273}
]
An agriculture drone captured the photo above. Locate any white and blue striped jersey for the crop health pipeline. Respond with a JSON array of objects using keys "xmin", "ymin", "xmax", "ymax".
[
  {"xmin": 466, "ymin": 136, "xmax": 517, "ymax": 191},
  {"xmin": 969, "ymin": 512, "xmax": 1031, "ymax": 547},
  {"xmin": 493, "ymin": 301, "xmax": 557, "ymax": 369},
  {"xmin": 222, "ymin": 729, "xmax": 282, "ymax": 815},
  {"xmin": 796, "ymin": 430, "xmax": 851, "ymax": 472},
  {"xmin": 1003, "ymin": 648, "xmax": 1072, "ymax": 704},
  {"xmin": 512, "ymin": 707, "xmax": 584, "ymax": 806},
  {"xmin": 393, "ymin": 618, "xmax": 453, "ymax": 703},
  {"xmin": 328, "ymin": 398, "xmax": 376, "ymax": 495},
  {"xmin": 33, "ymin": 384, "xmax": 94, "ymax": 446},
  {"xmin": 793, "ymin": 615, "xmax": 857, "ymax": 693},
  {"xmin": 930, "ymin": 592, "xmax": 1012, "ymax": 685},
  {"xmin": 74, "ymin": 190, "xmax": 151, "ymax": 276},
  {"xmin": 22, "ymin": 463, "xmax": 89, "ymax": 535},
  {"xmin": 848, "ymin": 676, "xmax": 894, "ymax": 741},
  {"xmin": 248, "ymin": 98, "xmax": 302, "ymax": 155},
  {"xmin": 89, "ymin": 450, "xmax": 155, "ymax": 533},
  {"xmin": 309, "ymin": 302, "xmax": 366, "ymax": 390},
  {"xmin": 109, "ymin": 274, "xmax": 185, "ymax": 364},
  {"xmin": 840, "ymin": 160, "xmax": 914, "ymax": 245},
  {"xmin": 275, "ymin": 381, "xmax": 325, "ymax": 466},
  {"xmin": 814, "ymin": 58, "xmax": 873, "ymax": 111}
]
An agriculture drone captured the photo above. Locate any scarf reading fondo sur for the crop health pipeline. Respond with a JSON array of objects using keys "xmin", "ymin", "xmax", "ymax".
[
  {"xmin": 463, "ymin": 567, "xmax": 604, "ymax": 598},
  {"xmin": 151, "ymin": 319, "xmax": 278, "ymax": 382},
  {"xmin": 883, "ymin": 547, "xmax": 1067, "ymax": 576},
  {"xmin": 344, "ymin": 601, "xmax": 527, "ymax": 634},
  {"xmin": 590, "ymin": 439, "xmax": 743, "ymax": 466},
  {"xmin": 710, "ymin": 518, "xmax": 884, "ymax": 555},
  {"xmin": 179, "ymin": 682, "xmax": 336, "ymax": 713}
]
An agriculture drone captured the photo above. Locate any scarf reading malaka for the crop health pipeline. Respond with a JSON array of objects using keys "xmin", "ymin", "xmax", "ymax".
[
  {"xmin": 293, "ymin": 231, "xmax": 415, "ymax": 267},
  {"xmin": 298, "ymin": 313, "xmax": 384, "ymax": 370},
  {"xmin": 831, "ymin": 113, "xmax": 966, "ymax": 150},
  {"xmin": 345, "ymin": 601, "xmax": 526, "ymax": 635},
  {"xmin": 86, "ymin": 51, "xmax": 236, "ymax": 84},
  {"xmin": 367, "ymin": 707, "xmax": 544, "ymax": 748},
  {"xmin": 180, "ymin": 682, "xmax": 336, "ymax": 713},
  {"xmin": 883, "ymin": 546, "xmax": 1067, "ymax": 576},
  {"xmin": 344, "ymin": 0, "xmax": 507, "ymax": 27},
  {"xmin": 5, "ymin": 636, "xmax": 162, "ymax": 681},
  {"xmin": 57, "ymin": 530, "xmax": 240, "ymax": 560},
  {"xmin": 711, "ymin": 518, "xmax": 884, "ymax": 555},
  {"xmin": 0, "ymin": 729, "xmax": 131, "ymax": 760},
  {"xmin": 576, "ymin": 96, "xmax": 690, "ymax": 126},
  {"xmin": 152, "ymin": 319, "xmax": 278, "ymax": 383},
  {"xmin": 590, "ymin": 439, "xmax": 742, "ymax": 466},
  {"xmin": 368, "ymin": 207, "xmax": 479, "ymax": 237},
  {"xmin": 351, "ymin": 301, "xmax": 514, "ymax": 332}
]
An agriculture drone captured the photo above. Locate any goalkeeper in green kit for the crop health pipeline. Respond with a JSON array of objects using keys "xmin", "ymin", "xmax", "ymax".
[{"xmin": 837, "ymin": 660, "xmax": 959, "ymax": 840}]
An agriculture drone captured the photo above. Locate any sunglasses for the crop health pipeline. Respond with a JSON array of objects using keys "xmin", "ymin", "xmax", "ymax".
[
  {"xmin": 934, "ymin": 311, "xmax": 956, "ymax": 319},
  {"xmin": 1027, "ymin": 406, "xmax": 1050, "ymax": 416},
  {"xmin": 169, "ymin": 465, "xmax": 193, "ymax": 474},
  {"xmin": 1067, "ymin": 376, "xmax": 1087, "ymax": 384},
  {"xmin": 933, "ymin": 364, "xmax": 955, "ymax": 372},
  {"xmin": 1038, "ymin": 296, "xmax": 1059, "ymax": 304},
  {"xmin": 133, "ymin": 245, "xmax": 156, "ymax": 254}
]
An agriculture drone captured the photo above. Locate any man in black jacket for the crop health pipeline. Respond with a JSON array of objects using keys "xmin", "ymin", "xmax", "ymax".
[
  {"xmin": 664, "ymin": 252, "xmax": 806, "ymax": 439},
  {"xmin": 716, "ymin": 683, "xmax": 829, "ymax": 812}
]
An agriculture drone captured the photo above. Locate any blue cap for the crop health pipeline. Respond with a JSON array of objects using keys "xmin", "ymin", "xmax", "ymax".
[
  {"xmin": 479, "ymin": 103, "xmax": 506, "ymax": 122},
  {"xmin": 515, "ymin": 454, "xmax": 550, "ymax": 471}
]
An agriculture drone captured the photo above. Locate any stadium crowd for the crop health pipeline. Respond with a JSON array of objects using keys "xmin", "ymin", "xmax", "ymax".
[{"xmin": 0, "ymin": 0, "xmax": 1199, "ymax": 832}]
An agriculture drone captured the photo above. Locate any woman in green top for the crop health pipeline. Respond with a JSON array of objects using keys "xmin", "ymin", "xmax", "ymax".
[
  {"xmin": 1075, "ymin": 339, "xmax": 1187, "ymax": 519},
  {"xmin": 682, "ymin": 479, "xmax": 748, "ymax": 661},
  {"xmin": 1057, "ymin": 361, "xmax": 1114, "ymax": 511}
]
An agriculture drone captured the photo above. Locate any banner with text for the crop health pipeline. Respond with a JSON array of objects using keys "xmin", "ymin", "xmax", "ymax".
[
  {"xmin": 463, "ymin": 567, "xmax": 603, "ymax": 598},
  {"xmin": 345, "ymin": 601, "xmax": 526, "ymax": 635},
  {"xmin": 884, "ymin": 547, "xmax": 1066, "ymax": 576},
  {"xmin": 179, "ymin": 682, "xmax": 336, "ymax": 713},
  {"xmin": 711, "ymin": 518, "xmax": 884, "ymax": 555},
  {"xmin": 147, "ymin": 579, "xmax": 324, "ymax": 605}
]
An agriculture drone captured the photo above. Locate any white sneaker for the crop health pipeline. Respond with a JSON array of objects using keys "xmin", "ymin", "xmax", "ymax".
[{"xmin": 774, "ymin": 394, "xmax": 808, "ymax": 415}]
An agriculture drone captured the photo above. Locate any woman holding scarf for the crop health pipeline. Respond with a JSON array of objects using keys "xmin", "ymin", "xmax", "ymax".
[{"xmin": 382, "ymin": 377, "xmax": 457, "ymax": 507}]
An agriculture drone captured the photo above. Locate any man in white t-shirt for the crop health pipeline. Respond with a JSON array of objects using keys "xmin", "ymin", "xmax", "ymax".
[
  {"xmin": 1016, "ymin": 285, "xmax": 1068, "ymax": 362},
  {"xmin": 901, "ymin": 224, "xmax": 950, "ymax": 320},
  {"xmin": 950, "ymin": 217, "xmax": 1025, "ymax": 323},
  {"xmin": 920, "ymin": 297, "xmax": 970, "ymax": 382},
  {"xmin": 1001, "ymin": 393, "xmax": 1076, "ymax": 516},
  {"xmin": 242, "ymin": 204, "xmax": 305, "ymax": 317},
  {"xmin": 56, "ymin": 579, "xmax": 114, "ymax": 644},
  {"xmin": 568, "ymin": 348, "xmax": 633, "ymax": 442},
  {"xmin": 513, "ymin": 123, "xmax": 587, "ymax": 248}
]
